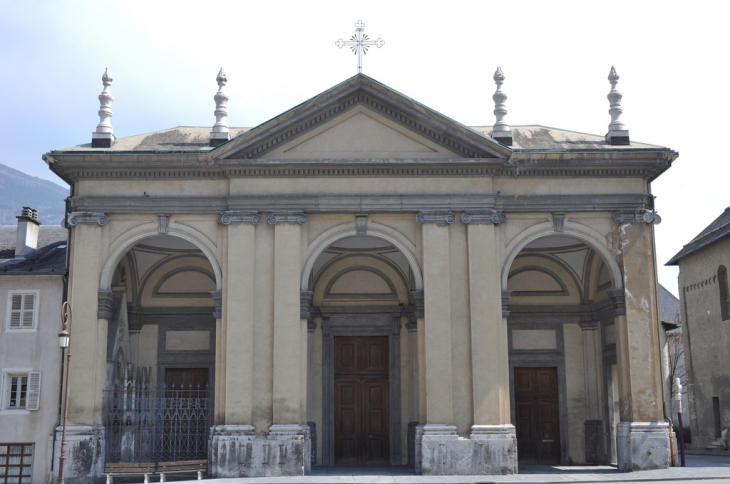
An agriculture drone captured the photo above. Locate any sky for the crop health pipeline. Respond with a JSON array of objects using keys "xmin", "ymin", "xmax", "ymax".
[{"xmin": 2, "ymin": 0, "xmax": 728, "ymax": 296}]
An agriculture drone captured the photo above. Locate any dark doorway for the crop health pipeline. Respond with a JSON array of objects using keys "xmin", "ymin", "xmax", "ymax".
[
  {"xmin": 334, "ymin": 336, "xmax": 389, "ymax": 465},
  {"xmin": 514, "ymin": 367, "xmax": 561, "ymax": 464}
]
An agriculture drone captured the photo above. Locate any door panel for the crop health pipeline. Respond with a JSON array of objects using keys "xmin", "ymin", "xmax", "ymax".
[
  {"xmin": 334, "ymin": 336, "xmax": 389, "ymax": 465},
  {"xmin": 514, "ymin": 367, "xmax": 561, "ymax": 464}
]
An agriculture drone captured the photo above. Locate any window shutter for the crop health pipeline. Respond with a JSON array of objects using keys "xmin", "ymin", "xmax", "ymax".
[
  {"xmin": 9, "ymin": 294, "xmax": 22, "ymax": 329},
  {"xmin": 27, "ymin": 372, "xmax": 41, "ymax": 411},
  {"xmin": 0, "ymin": 371, "xmax": 5, "ymax": 410},
  {"xmin": 22, "ymin": 294, "xmax": 35, "ymax": 329}
]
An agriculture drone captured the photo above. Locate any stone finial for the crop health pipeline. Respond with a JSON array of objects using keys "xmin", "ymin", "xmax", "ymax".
[
  {"xmin": 210, "ymin": 67, "xmax": 230, "ymax": 147},
  {"xmin": 605, "ymin": 66, "xmax": 629, "ymax": 145},
  {"xmin": 92, "ymin": 67, "xmax": 115, "ymax": 148},
  {"xmin": 492, "ymin": 67, "xmax": 512, "ymax": 146}
]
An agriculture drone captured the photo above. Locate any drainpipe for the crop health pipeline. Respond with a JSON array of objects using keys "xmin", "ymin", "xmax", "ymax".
[{"xmin": 52, "ymin": 184, "xmax": 74, "ymax": 474}]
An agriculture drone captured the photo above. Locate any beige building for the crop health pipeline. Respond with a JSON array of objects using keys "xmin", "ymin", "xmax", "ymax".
[
  {"xmin": 667, "ymin": 207, "xmax": 730, "ymax": 450},
  {"xmin": 0, "ymin": 210, "xmax": 68, "ymax": 484},
  {"xmin": 44, "ymin": 73, "xmax": 677, "ymax": 481}
]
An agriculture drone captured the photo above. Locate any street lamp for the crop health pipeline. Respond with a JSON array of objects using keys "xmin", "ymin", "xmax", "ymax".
[{"xmin": 57, "ymin": 302, "xmax": 72, "ymax": 484}]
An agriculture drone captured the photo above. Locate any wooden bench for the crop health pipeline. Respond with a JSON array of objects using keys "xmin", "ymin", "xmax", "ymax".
[
  {"xmin": 104, "ymin": 462, "xmax": 156, "ymax": 484},
  {"xmin": 156, "ymin": 460, "xmax": 207, "ymax": 481}
]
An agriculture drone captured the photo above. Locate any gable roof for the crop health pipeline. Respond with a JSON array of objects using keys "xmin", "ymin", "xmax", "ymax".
[
  {"xmin": 0, "ymin": 225, "xmax": 68, "ymax": 272},
  {"xmin": 666, "ymin": 207, "xmax": 730, "ymax": 265}
]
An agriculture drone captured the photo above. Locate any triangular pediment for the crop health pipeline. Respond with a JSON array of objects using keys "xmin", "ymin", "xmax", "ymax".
[
  {"xmin": 263, "ymin": 106, "xmax": 456, "ymax": 159},
  {"xmin": 214, "ymin": 74, "xmax": 511, "ymax": 161}
]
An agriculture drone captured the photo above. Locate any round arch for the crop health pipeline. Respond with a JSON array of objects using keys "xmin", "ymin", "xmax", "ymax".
[
  {"xmin": 301, "ymin": 227, "xmax": 423, "ymax": 292},
  {"xmin": 99, "ymin": 228, "xmax": 223, "ymax": 292},
  {"xmin": 501, "ymin": 223, "xmax": 623, "ymax": 292}
]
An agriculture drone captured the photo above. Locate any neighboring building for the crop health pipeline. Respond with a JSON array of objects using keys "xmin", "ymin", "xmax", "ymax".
[
  {"xmin": 667, "ymin": 207, "xmax": 730, "ymax": 450},
  {"xmin": 0, "ymin": 208, "xmax": 68, "ymax": 484},
  {"xmin": 657, "ymin": 284, "xmax": 687, "ymax": 425},
  {"xmin": 43, "ymin": 67, "xmax": 677, "ymax": 482}
]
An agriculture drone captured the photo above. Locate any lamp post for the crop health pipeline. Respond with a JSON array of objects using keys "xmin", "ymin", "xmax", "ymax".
[{"xmin": 57, "ymin": 302, "xmax": 72, "ymax": 484}]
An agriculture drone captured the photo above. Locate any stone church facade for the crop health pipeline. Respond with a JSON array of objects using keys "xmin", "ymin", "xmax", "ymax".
[{"xmin": 44, "ymin": 70, "xmax": 677, "ymax": 481}]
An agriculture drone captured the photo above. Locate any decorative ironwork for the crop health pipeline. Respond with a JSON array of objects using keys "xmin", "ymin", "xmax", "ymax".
[
  {"xmin": 104, "ymin": 372, "xmax": 211, "ymax": 463},
  {"xmin": 335, "ymin": 20, "xmax": 385, "ymax": 74}
]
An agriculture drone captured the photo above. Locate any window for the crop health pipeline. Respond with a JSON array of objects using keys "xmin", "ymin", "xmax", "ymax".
[
  {"xmin": 719, "ymin": 266, "xmax": 730, "ymax": 321},
  {"xmin": 5, "ymin": 292, "xmax": 38, "ymax": 331},
  {"xmin": 0, "ymin": 372, "xmax": 40, "ymax": 411},
  {"xmin": 0, "ymin": 444, "xmax": 33, "ymax": 484}
]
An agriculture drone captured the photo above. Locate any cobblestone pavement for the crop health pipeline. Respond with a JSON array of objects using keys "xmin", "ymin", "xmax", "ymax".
[{"xmin": 172, "ymin": 454, "xmax": 730, "ymax": 483}]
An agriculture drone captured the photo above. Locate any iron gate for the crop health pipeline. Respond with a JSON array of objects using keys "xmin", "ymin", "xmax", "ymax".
[{"xmin": 104, "ymin": 379, "xmax": 211, "ymax": 462}]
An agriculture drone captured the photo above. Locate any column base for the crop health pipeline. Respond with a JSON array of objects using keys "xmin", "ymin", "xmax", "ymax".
[
  {"xmin": 49, "ymin": 425, "xmax": 105, "ymax": 484},
  {"xmin": 414, "ymin": 424, "xmax": 425, "ymax": 474},
  {"xmin": 617, "ymin": 421, "xmax": 670, "ymax": 472},
  {"xmin": 417, "ymin": 424, "xmax": 517, "ymax": 475},
  {"xmin": 210, "ymin": 424, "xmax": 311, "ymax": 478}
]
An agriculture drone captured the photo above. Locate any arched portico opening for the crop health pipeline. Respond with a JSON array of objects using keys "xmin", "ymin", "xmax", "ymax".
[
  {"xmin": 103, "ymin": 232, "xmax": 218, "ymax": 464},
  {"xmin": 503, "ymin": 231, "xmax": 622, "ymax": 468},
  {"xmin": 303, "ymin": 232, "xmax": 421, "ymax": 468}
]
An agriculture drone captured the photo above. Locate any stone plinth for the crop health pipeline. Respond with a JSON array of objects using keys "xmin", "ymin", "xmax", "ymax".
[
  {"xmin": 210, "ymin": 424, "xmax": 311, "ymax": 478},
  {"xmin": 617, "ymin": 421, "xmax": 670, "ymax": 472},
  {"xmin": 417, "ymin": 424, "xmax": 517, "ymax": 475},
  {"xmin": 48, "ymin": 425, "xmax": 105, "ymax": 484}
]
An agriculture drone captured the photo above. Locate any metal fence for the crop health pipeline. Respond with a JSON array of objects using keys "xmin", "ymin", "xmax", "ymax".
[{"xmin": 104, "ymin": 383, "xmax": 211, "ymax": 463}]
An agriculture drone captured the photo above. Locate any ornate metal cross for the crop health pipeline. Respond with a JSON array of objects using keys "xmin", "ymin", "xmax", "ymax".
[{"xmin": 335, "ymin": 20, "xmax": 385, "ymax": 74}]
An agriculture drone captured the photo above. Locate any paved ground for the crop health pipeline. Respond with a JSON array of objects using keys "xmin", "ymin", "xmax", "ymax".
[{"xmin": 169, "ymin": 454, "xmax": 730, "ymax": 483}]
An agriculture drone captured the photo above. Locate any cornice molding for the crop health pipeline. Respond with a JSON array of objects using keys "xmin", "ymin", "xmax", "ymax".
[
  {"xmin": 462, "ymin": 209, "xmax": 506, "ymax": 225},
  {"xmin": 50, "ymin": 159, "xmax": 673, "ymax": 182},
  {"xmin": 68, "ymin": 212, "xmax": 108, "ymax": 226},
  {"xmin": 217, "ymin": 210, "xmax": 262, "ymax": 226},
  {"xmin": 69, "ymin": 194, "xmax": 655, "ymax": 215}
]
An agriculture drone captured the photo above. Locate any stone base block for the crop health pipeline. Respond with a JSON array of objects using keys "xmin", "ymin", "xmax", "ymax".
[
  {"xmin": 418, "ymin": 424, "xmax": 517, "ymax": 475},
  {"xmin": 210, "ymin": 424, "xmax": 311, "ymax": 478},
  {"xmin": 617, "ymin": 421, "xmax": 670, "ymax": 472},
  {"xmin": 584, "ymin": 419, "xmax": 606, "ymax": 464},
  {"xmin": 48, "ymin": 425, "xmax": 105, "ymax": 484}
]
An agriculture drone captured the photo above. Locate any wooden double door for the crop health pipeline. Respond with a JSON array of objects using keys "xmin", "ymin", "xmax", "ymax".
[
  {"xmin": 334, "ymin": 336, "xmax": 389, "ymax": 465},
  {"xmin": 514, "ymin": 367, "xmax": 561, "ymax": 464}
]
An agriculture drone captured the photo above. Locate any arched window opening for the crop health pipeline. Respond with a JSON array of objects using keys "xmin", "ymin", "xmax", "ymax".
[{"xmin": 719, "ymin": 265, "xmax": 730, "ymax": 321}]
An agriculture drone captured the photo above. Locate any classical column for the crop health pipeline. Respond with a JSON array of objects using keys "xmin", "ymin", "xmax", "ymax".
[
  {"xmin": 611, "ymin": 216, "xmax": 669, "ymax": 471},
  {"xmin": 463, "ymin": 211, "xmax": 516, "ymax": 474},
  {"xmin": 416, "ymin": 211, "xmax": 457, "ymax": 474},
  {"xmin": 268, "ymin": 212, "xmax": 311, "ymax": 474},
  {"xmin": 56, "ymin": 214, "xmax": 109, "ymax": 482},
  {"xmin": 580, "ymin": 318, "xmax": 605, "ymax": 464},
  {"xmin": 406, "ymin": 314, "xmax": 419, "ymax": 468}
]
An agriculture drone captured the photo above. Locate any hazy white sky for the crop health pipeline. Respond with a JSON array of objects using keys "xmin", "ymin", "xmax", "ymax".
[{"xmin": 2, "ymin": 0, "xmax": 728, "ymax": 296}]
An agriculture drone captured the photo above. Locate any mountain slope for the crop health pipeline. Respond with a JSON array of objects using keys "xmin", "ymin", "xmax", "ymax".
[{"xmin": 0, "ymin": 163, "xmax": 69, "ymax": 225}]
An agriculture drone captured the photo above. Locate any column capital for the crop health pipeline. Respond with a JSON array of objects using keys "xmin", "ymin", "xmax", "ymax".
[
  {"xmin": 613, "ymin": 209, "xmax": 661, "ymax": 225},
  {"xmin": 501, "ymin": 290, "xmax": 512, "ymax": 318},
  {"xmin": 410, "ymin": 290, "xmax": 424, "ymax": 318},
  {"xmin": 210, "ymin": 290, "xmax": 223, "ymax": 319},
  {"xmin": 461, "ymin": 209, "xmax": 506, "ymax": 225},
  {"xmin": 218, "ymin": 210, "xmax": 261, "ymax": 225},
  {"xmin": 67, "ymin": 212, "xmax": 108, "ymax": 226},
  {"xmin": 416, "ymin": 210, "xmax": 455, "ymax": 227},
  {"xmin": 607, "ymin": 289, "xmax": 626, "ymax": 316},
  {"xmin": 267, "ymin": 211, "xmax": 306, "ymax": 225}
]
